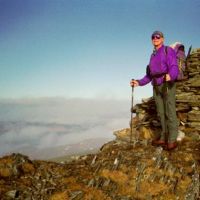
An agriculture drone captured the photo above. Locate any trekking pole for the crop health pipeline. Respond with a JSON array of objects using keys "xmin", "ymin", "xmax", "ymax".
[{"xmin": 130, "ymin": 82, "xmax": 134, "ymax": 143}]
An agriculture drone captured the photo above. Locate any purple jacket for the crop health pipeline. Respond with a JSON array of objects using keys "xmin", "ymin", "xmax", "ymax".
[{"xmin": 138, "ymin": 45, "xmax": 179, "ymax": 86}]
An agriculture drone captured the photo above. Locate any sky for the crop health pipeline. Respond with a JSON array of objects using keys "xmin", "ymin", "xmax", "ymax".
[{"xmin": 0, "ymin": 0, "xmax": 200, "ymax": 100}]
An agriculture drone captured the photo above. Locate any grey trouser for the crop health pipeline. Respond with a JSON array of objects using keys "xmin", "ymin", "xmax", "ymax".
[{"xmin": 153, "ymin": 82, "xmax": 178, "ymax": 142}]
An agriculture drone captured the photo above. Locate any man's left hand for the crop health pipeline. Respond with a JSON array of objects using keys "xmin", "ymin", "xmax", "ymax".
[{"xmin": 165, "ymin": 74, "xmax": 171, "ymax": 81}]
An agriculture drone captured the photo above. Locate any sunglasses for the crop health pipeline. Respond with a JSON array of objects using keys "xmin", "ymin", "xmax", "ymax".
[{"xmin": 152, "ymin": 35, "xmax": 161, "ymax": 40}]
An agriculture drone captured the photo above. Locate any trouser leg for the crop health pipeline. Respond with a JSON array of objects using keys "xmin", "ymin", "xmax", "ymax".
[
  {"xmin": 153, "ymin": 86, "xmax": 167, "ymax": 140},
  {"xmin": 165, "ymin": 82, "xmax": 178, "ymax": 142}
]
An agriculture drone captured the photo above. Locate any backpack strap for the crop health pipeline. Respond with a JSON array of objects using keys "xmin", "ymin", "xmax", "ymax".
[
  {"xmin": 164, "ymin": 46, "xmax": 168, "ymax": 56},
  {"xmin": 164, "ymin": 46, "xmax": 169, "ymax": 73}
]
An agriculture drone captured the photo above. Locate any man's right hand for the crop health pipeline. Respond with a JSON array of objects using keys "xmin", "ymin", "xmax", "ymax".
[{"xmin": 130, "ymin": 79, "xmax": 139, "ymax": 87}]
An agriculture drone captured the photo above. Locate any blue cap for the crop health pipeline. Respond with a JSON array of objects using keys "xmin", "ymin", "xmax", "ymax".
[{"xmin": 151, "ymin": 31, "xmax": 164, "ymax": 38}]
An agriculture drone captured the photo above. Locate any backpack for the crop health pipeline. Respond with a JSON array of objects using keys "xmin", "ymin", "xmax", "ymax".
[{"xmin": 168, "ymin": 42, "xmax": 191, "ymax": 81}]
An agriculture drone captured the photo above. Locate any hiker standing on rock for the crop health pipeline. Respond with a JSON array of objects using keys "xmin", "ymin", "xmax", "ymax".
[{"xmin": 130, "ymin": 31, "xmax": 179, "ymax": 150}]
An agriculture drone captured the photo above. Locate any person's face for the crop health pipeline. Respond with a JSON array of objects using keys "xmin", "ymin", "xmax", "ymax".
[{"xmin": 151, "ymin": 34, "xmax": 164, "ymax": 48}]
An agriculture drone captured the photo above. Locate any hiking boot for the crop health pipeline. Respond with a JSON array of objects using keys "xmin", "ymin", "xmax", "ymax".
[
  {"xmin": 167, "ymin": 142, "xmax": 177, "ymax": 151},
  {"xmin": 152, "ymin": 139, "xmax": 166, "ymax": 147}
]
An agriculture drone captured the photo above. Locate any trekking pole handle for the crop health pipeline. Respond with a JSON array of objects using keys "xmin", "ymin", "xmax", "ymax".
[
  {"xmin": 132, "ymin": 79, "xmax": 134, "ymax": 86},
  {"xmin": 131, "ymin": 79, "xmax": 139, "ymax": 87},
  {"xmin": 130, "ymin": 79, "xmax": 134, "ymax": 87}
]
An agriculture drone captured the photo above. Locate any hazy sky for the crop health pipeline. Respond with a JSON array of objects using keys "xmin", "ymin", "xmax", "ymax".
[{"xmin": 0, "ymin": 0, "xmax": 200, "ymax": 100}]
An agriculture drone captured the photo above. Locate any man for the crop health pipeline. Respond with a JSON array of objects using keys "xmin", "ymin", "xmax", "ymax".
[{"xmin": 130, "ymin": 31, "xmax": 179, "ymax": 150}]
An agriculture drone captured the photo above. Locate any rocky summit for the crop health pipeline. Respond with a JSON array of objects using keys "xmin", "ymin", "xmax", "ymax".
[{"xmin": 0, "ymin": 49, "xmax": 200, "ymax": 200}]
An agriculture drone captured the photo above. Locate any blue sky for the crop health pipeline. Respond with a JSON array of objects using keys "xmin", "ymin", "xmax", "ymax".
[{"xmin": 0, "ymin": 0, "xmax": 200, "ymax": 100}]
